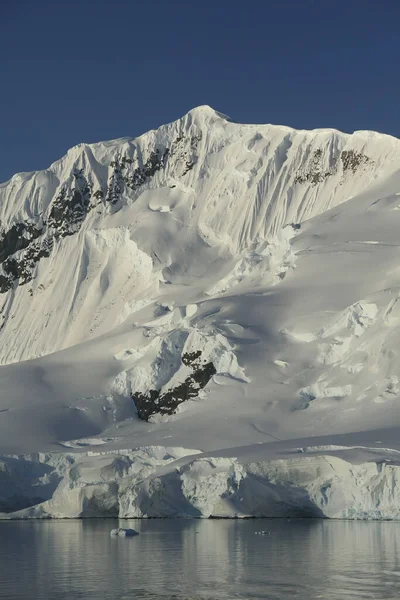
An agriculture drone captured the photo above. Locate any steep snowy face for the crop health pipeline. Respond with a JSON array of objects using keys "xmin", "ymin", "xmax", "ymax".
[{"xmin": 0, "ymin": 105, "xmax": 399, "ymax": 365}]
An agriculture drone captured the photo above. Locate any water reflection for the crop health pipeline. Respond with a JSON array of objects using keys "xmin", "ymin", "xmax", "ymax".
[{"xmin": 0, "ymin": 519, "xmax": 400, "ymax": 599}]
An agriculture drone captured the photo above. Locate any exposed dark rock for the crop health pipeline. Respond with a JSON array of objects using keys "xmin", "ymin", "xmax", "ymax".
[
  {"xmin": 105, "ymin": 135, "xmax": 201, "ymax": 204},
  {"xmin": 0, "ymin": 274, "xmax": 13, "ymax": 294},
  {"xmin": 105, "ymin": 161, "xmax": 125, "ymax": 204},
  {"xmin": 0, "ymin": 237, "xmax": 53, "ymax": 292},
  {"xmin": 3, "ymin": 258, "xmax": 20, "ymax": 280},
  {"xmin": 341, "ymin": 150, "xmax": 371, "ymax": 173},
  {"xmin": 295, "ymin": 148, "xmax": 373, "ymax": 185},
  {"xmin": 0, "ymin": 170, "xmax": 95, "ymax": 294},
  {"xmin": 106, "ymin": 148, "xmax": 170, "ymax": 204},
  {"xmin": 169, "ymin": 134, "xmax": 201, "ymax": 177},
  {"xmin": 133, "ymin": 350, "xmax": 216, "ymax": 421},
  {"xmin": 47, "ymin": 171, "xmax": 92, "ymax": 236},
  {"xmin": 182, "ymin": 350, "xmax": 202, "ymax": 366},
  {"xmin": 182, "ymin": 161, "xmax": 195, "ymax": 176},
  {"xmin": 0, "ymin": 222, "xmax": 42, "ymax": 263},
  {"xmin": 123, "ymin": 148, "xmax": 170, "ymax": 192},
  {"xmin": 295, "ymin": 149, "xmax": 335, "ymax": 185}
]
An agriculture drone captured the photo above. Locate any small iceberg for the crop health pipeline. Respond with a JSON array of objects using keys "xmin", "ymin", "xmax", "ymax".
[{"xmin": 110, "ymin": 528, "xmax": 139, "ymax": 537}]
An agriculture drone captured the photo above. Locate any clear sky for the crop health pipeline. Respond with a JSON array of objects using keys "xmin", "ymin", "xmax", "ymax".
[{"xmin": 1, "ymin": 0, "xmax": 399, "ymax": 183}]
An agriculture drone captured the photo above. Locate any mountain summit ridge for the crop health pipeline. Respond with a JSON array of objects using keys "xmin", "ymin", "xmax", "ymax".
[{"xmin": 3, "ymin": 105, "xmax": 400, "ymax": 189}]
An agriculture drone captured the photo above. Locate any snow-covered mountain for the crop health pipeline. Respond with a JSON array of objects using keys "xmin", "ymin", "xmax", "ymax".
[{"xmin": 2, "ymin": 106, "xmax": 400, "ymax": 518}]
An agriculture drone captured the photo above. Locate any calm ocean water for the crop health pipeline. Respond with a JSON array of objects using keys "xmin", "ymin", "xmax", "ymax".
[{"xmin": 0, "ymin": 519, "xmax": 400, "ymax": 599}]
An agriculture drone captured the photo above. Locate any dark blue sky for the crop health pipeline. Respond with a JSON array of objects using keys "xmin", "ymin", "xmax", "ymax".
[{"xmin": 1, "ymin": 0, "xmax": 399, "ymax": 183}]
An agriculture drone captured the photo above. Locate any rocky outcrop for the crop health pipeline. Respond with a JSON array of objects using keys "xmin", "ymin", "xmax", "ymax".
[
  {"xmin": 133, "ymin": 351, "xmax": 216, "ymax": 420},
  {"xmin": 295, "ymin": 148, "xmax": 373, "ymax": 185}
]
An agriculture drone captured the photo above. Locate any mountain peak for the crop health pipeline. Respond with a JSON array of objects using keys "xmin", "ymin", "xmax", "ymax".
[{"xmin": 185, "ymin": 104, "xmax": 230, "ymax": 122}]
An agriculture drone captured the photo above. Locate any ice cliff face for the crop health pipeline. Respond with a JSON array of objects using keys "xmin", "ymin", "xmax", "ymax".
[
  {"xmin": 4, "ymin": 442, "xmax": 400, "ymax": 520},
  {"xmin": 2, "ymin": 106, "xmax": 400, "ymax": 518}
]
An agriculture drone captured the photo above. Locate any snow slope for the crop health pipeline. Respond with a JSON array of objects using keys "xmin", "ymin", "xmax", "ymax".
[{"xmin": 2, "ymin": 106, "xmax": 400, "ymax": 518}]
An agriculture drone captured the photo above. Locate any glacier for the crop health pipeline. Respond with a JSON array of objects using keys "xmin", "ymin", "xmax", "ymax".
[{"xmin": 2, "ymin": 105, "xmax": 400, "ymax": 518}]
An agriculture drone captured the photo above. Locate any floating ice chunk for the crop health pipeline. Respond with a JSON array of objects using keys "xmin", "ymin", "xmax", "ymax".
[{"xmin": 110, "ymin": 528, "xmax": 139, "ymax": 537}]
